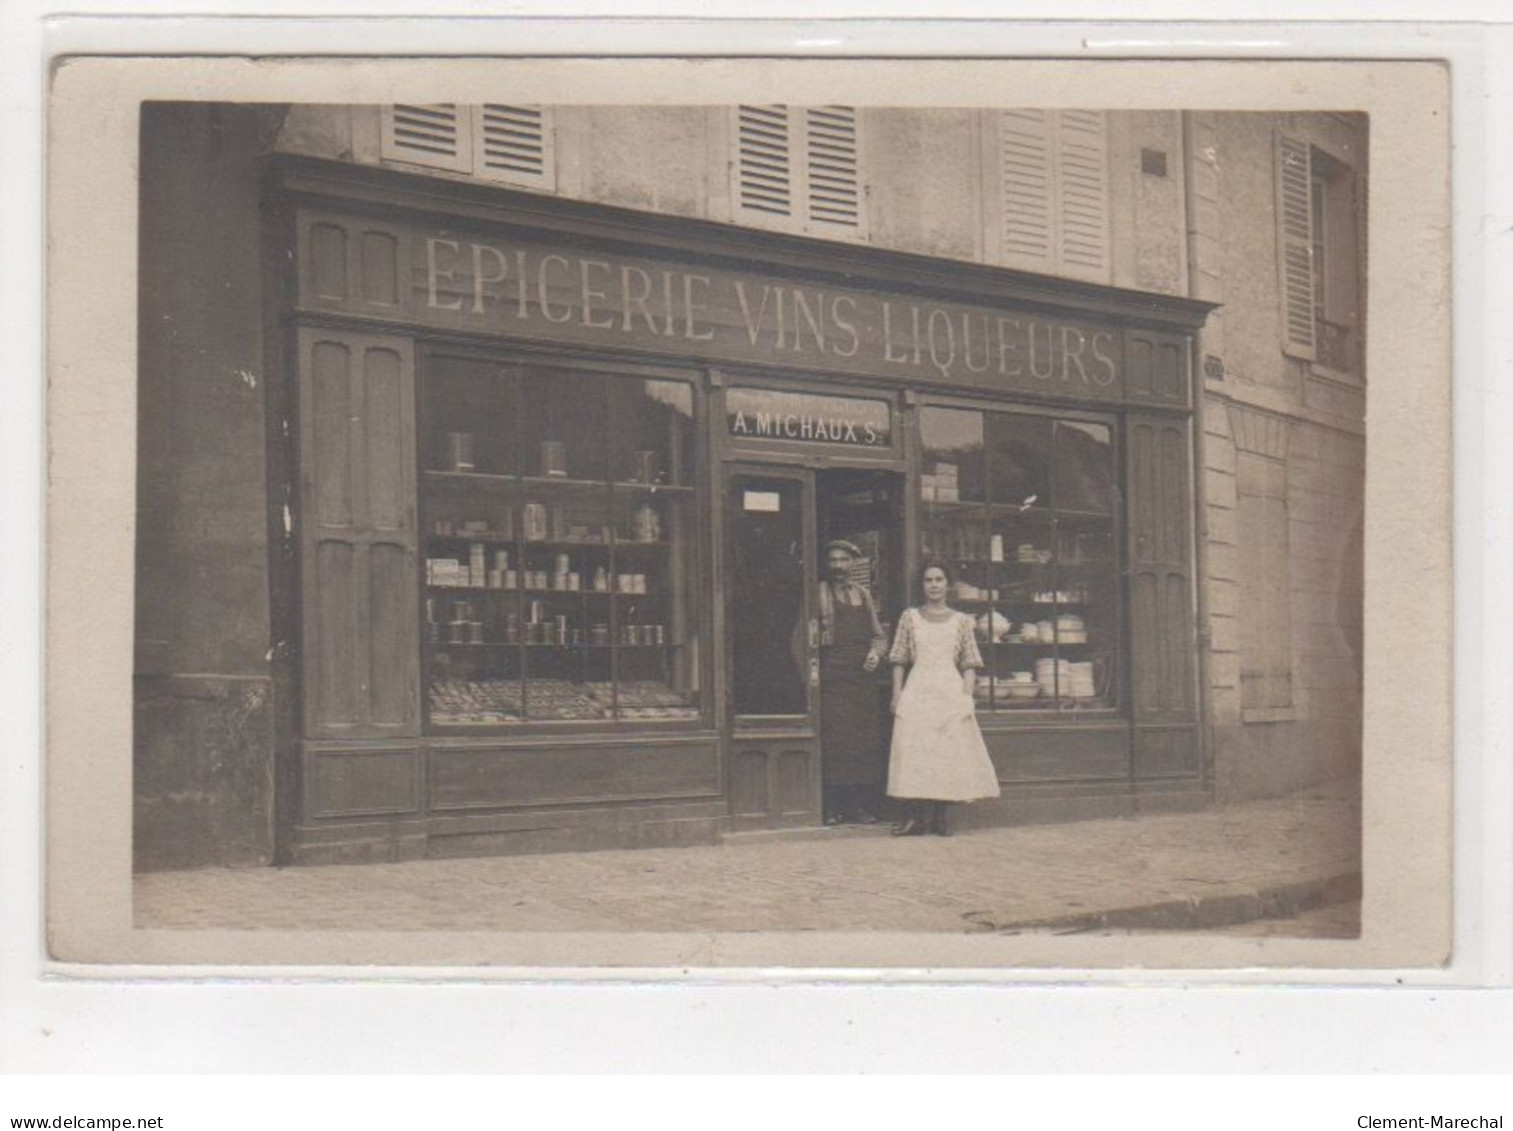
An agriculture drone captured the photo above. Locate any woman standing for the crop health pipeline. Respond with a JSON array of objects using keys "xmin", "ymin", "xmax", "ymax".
[{"xmin": 886, "ymin": 559, "xmax": 1001, "ymax": 836}]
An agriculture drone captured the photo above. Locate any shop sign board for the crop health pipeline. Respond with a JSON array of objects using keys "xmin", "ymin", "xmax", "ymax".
[
  {"xmin": 725, "ymin": 388, "xmax": 892, "ymax": 448},
  {"xmin": 296, "ymin": 211, "xmax": 1143, "ymax": 403}
]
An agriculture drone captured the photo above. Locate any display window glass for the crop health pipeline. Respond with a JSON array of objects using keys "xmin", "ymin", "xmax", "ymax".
[
  {"xmin": 920, "ymin": 405, "xmax": 1121, "ymax": 713},
  {"xmin": 421, "ymin": 355, "xmax": 702, "ymax": 729}
]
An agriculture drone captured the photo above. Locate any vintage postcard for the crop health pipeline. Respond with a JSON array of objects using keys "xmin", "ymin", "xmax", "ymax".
[{"xmin": 45, "ymin": 54, "xmax": 1451, "ymax": 972}]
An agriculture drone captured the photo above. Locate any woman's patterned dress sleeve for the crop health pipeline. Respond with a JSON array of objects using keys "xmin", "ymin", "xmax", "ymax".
[
  {"xmin": 888, "ymin": 608, "xmax": 915, "ymax": 665},
  {"xmin": 956, "ymin": 613, "xmax": 985, "ymax": 669}
]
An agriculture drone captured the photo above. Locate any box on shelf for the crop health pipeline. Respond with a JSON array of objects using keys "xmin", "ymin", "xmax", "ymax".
[{"xmin": 427, "ymin": 558, "xmax": 463, "ymax": 587}]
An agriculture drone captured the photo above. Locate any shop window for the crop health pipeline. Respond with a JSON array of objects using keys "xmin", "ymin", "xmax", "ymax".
[
  {"xmin": 420, "ymin": 356, "xmax": 701, "ymax": 728},
  {"xmin": 986, "ymin": 109, "xmax": 1111, "ymax": 284},
  {"xmin": 731, "ymin": 105, "xmax": 867, "ymax": 239},
  {"xmin": 1237, "ymin": 451, "xmax": 1294, "ymax": 714},
  {"xmin": 1276, "ymin": 133, "xmax": 1362, "ymax": 377},
  {"xmin": 919, "ymin": 406, "xmax": 1121, "ymax": 713},
  {"xmin": 381, "ymin": 104, "xmax": 557, "ymax": 191}
]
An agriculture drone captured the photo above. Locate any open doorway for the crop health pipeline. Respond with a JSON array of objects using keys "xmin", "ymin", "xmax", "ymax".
[{"xmin": 814, "ymin": 469, "xmax": 904, "ymax": 826}]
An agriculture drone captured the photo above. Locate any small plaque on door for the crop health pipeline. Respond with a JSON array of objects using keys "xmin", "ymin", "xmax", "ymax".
[{"xmin": 743, "ymin": 490, "xmax": 781, "ymax": 513}]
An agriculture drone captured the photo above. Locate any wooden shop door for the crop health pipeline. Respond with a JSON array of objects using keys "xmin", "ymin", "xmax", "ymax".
[{"xmin": 724, "ymin": 465, "xmax": 823, "ymax": 830}]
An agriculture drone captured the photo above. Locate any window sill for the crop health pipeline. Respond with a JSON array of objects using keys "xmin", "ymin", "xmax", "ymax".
[
  {"xmin": 1306, "ymin": 362, "xmax": 1364, "ymax": 390},
  {"xmin": 730, "ymin": 213, "xmax": 873, "ymax": 246},
  {"xmin": 1241, "ymin": 706, "xmax": 1298, "ymax": 725},
  {"xmin": 378, "ymin": 156, "xmax": 558, "ymax": 196},
  {"xmin": 1279, "ymin": 350, "xmax": 1364, "ymax": 391}
]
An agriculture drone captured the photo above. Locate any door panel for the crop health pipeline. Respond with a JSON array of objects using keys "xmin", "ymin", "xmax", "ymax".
[
  {"xmin": 725, "ymin": 467, "xmax": 822, "ymax": 829},
  {"xmin": 728, "ymin": 473, "xmax": 815, "ymax": 721},
  {"xmin": 297, "ymin": 327, "xmax": 420, "ymax": 740},
  {"xmin": 1125, "ymin": 413, "xmax": 1201, "ymax": 781}
]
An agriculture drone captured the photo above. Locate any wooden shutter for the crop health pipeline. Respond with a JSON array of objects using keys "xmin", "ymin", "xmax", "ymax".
[
  {"xmin": 380, "ymin": 104, "xmax": 472, "ymax": 173},
  {"xmin": 1275, "ymin": 132, "xmax": 1317, "ymax": 359},
  {"xmin": 734, "ymin": 105, "xmax": 866, "ymax": 236},
  {"xmin": 735, "ymin": 105, "xmax": 797, "ymax": 224},
  {"xmin": 474, "ymin": 104, "xmax": 556, "ymax": 189},
  {"xmin": 1056, "ymin": 110, "xmax": 1111, "ymax": 281},
  {"xmin": 1125, "ymin": 413, "xmax": 1201, "ymax": 779},
  {"xmin": 803, "ymin": 106, "xmax": 864, "ymax": 234},
  {"xmin": 997, "ymin": 109, "xmax": 1056, "ymax": 271},
  {"xmin": 297, "ymin": 327, "xmax": 420, "ymax": 740},
  {"xmin": 1237, "ymin": 453, "xmax": 1294, "ymax": 711},
  {"xmin": 995, "ymin": 110, "xmax": 1110, "ymax": 282}
]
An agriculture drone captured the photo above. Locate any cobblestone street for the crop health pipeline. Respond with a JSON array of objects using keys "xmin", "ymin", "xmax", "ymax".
[{"xmin": 136, "ymin": 782, "xmax": 1360, "ymax": 936}]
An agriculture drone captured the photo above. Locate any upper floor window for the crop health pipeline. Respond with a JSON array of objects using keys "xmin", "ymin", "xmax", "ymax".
[
  {"xmin": 986, "ymin": 109, "xmax": 1111, "ymax": 284},
  {"xmin": 1276, "ymin": 132, "xmax": 1363, "ymax": 378},
  {"xmin": 381, "ymin": 104, "xmax": 557, "ymax": 191},
  {"xmin": 731, "ymin": 105, "xmax": 867, "ymax": 239}
]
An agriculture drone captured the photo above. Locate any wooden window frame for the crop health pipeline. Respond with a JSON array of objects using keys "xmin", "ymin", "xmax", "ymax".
[
  {"xmin": 414, "ymin": 345, "xmax": 711, "ymax": 737},
  {"xmin": 914, "ymin": 399, "xmax": 1128, "ymax": 718},
  {"xmin": 1275, "ymin": 130, "xmax": 1364, "ymax": 384}
]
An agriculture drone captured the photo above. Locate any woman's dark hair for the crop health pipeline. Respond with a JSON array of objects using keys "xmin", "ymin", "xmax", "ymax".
[{"xmin": 916, "ymin": 556, "xmax": 956, "ymax": 592}]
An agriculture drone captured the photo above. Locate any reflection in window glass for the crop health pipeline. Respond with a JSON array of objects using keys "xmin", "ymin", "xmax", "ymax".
[
  {"xmin": 919, "ymin": 408, "xmax": 984, "ymax": 503},
  {"xmin": 421, "ymin": 358, "xmax": 701, "ymax": 729},
  {"xmin": 522, "ymin": 367, "xmax": 608, "ymax": 482},
  {"xmin": 613, "ymin": 380, "xmax": 695, "ymax": 487},
  {"xmin": 1052, "ymin": 421, "xmax": 1115, "ymax": 515},
  {"xmin": 919, "ymin": 406, "xmax": 1121, "ymax": 715},
  {"xmin": 987, "ymin": 413, "xmax": 1053, "ymax": 510},
  {"xmin": 425, "ymin": 356, "xmax": 520, "ymax": 477}
]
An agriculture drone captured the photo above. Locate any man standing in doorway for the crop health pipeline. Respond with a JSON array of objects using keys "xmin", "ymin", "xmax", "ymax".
[{"xmin": 818, "ymin": 539, "xmax": 889, "ymax": 825}]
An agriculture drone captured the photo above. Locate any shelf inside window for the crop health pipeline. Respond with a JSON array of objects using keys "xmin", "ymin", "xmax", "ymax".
[
  {"xmin": 425, "ymin": 469, "xmax": 520, "ymax": 488},
  {"xmin": 612, "ymin": 480, "xmax": 695, "ymax": 495},
  {"xmin": 422, "ymin": 360, "xmax": 702, "ymax": 732}
]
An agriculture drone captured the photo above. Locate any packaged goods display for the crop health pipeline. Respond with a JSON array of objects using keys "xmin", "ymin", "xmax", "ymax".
[
  {"xmin": 421, "ymin": 364, "xmax": 701, "ymax": 729},
  {"xmin": 427, "ymin": 677, "xmax": 700, "ymax": 725},
  {"xmin": 521, "ymin": 503, "xmax": 549, "ymax": 542},
  {"xmin": 919, "ymin": 406, "xmax": 1119, "ymax": 711},
  {"xmin": 429, "ymin": 679, "xmax": 523, "ymax": 723}
]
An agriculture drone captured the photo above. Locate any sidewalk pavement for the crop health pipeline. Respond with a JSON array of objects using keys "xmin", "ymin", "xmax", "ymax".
[{"xmin": 134, "ymin": 780, "xmax": 1360, "ymax": 935}]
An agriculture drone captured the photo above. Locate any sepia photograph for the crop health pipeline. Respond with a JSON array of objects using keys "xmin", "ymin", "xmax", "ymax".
[{"xmin": 43, "ymin": 56, "xmax": 1452, "ymax": 970}]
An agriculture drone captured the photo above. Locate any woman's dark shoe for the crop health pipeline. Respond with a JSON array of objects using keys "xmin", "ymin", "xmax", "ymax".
[{"xmin": 891, "ymin": 818, "xmax": 927, "ymax": 837}]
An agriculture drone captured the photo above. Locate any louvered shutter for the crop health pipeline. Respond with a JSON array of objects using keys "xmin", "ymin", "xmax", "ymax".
[
  {"xmin": 380, "ymin": 104, "xmax": 471, "ymax": 173},
  {"xmin": 1055, "ymin": 110, "xmax": 1110, "ymax": 281},
  {"xmin": 995, "ymin": 110, "xmax": 1110, "ymax": 282},
  {"xmin": 734, "ymin": 105, "xmax": 866, "ymax": 237},
  {"xmin": 735, "ymin": 105, "xmax": 797, "ymax": 224},
  {"xmin": 1275, "ymin": 132, "xmax": 1317, "ymax": 359},
  {"xmin": 474, "ymin": 104, "xmax": 556, "ymax": 190},
  {"xmin": 803, "ymin": 106, "xmax": 864, "ymax": 234},
  {"xmin": 997, "ymin": 109, "xmax": 1056, "ymax": 271}
]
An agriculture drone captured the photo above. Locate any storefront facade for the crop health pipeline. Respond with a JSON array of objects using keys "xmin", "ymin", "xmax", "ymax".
[
  {"xmin": 134, "ymin": 103, "xmax": 1363, "ymax": 870},
  {"xmin": 267, "ymin": 156, "xmax": 1209, "ymax": 863}
]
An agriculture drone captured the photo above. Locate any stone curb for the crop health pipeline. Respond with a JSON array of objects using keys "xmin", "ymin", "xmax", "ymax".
[{"xmin": 962, "ymin": 872, "xmax": 1362, "ymax": 934}]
